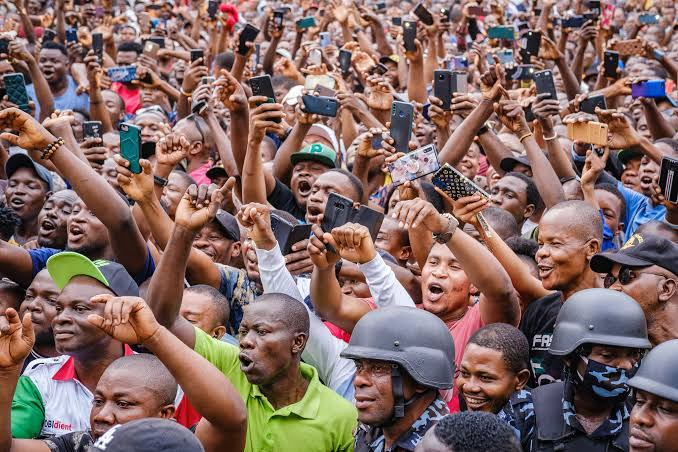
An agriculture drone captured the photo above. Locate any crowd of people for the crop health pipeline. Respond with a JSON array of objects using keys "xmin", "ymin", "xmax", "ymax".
[{"xmin": 0, "ymin": 0, "xmax": 677, "ymax": 450}]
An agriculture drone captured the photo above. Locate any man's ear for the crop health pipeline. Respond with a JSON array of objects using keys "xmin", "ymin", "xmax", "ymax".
[
  {"xmin": 292, "ymin": 332, "xmax": 307, "ymax": 355},
  {"xmin": 585, "ymin": 238, "xmax": 601, "ymax": 261},
  {"xmin": 399, "ymin": 246, "xmax": 412, "ymax": 263},
  {"xmin": 188, "ymin": 141, "xmax": 202, "ymax": 156},
  {"xmin": 160, "ymin": 405, "xmax": 176, "ymax": 419},
  {"xmin": 524, "ymin": 203, "xmax": 536, "ymax": 220},
  {"xmin": 658, "ymin": 277, "xmax": 677, "ymax": 303},
  {"xmin": 230, "ymin": 241, "xmax": 242, "ymax": 258},
  {"xmin": 211, "ymin": 325, "xmax": 226, "ymax": 340},
  {"xmin": 616, "ymin": 222, "xmax": 625, "ymax": 236},
  {"xmin": 515, "ymin": 369, "xmax": 531, "ymax": 391}
]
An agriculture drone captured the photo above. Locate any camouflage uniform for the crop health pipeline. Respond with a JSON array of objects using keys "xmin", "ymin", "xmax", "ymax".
[{"xmin": 354, "ymin": 396, "xmax": 449, "ymax": 452}]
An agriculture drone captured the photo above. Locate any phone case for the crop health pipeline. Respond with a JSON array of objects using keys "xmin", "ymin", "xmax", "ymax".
[
  {"xmin": 604, "ymin": 51, "xmax": 619, "ymax": 78},
  {"xmin": 468, "ymin": 18, "xmax": 480, "ymax": 41},
  {"xmin": 148, "ymin": 37, "xmax": 165, "ymax": 49},
  {"xmin": 432, "ymin": 164, "xmax": 490, "ymax": 200},
  {"xmin": 42, "ymin": 29, "xmax": 57, "ymax": 43},
  {"xmin": 322, "ymin": 192, "xmax": 355, "ymax": 234},
  {"xmin": 566, "ymin": 121, "xmax": 608, "ymax": 147},
  {"xmin": 190, "ymin": 48, "xmax": 204, "ymax": 63},
  {"xmin": 83, "ymin": 121, "xmax": 103, "ymax": 139},
  {"xmin": 639, "ymin": 14, "xmax": 659, "ymax": 24},
  {"xmin": 120, "ymin": 123, "xmax": 142, "ymax": 174},
  {"xmin": 302, "ymin": 95, "xmax": 338, "ymax": 117},
  {"xmin": 523, "ymin": 31, "xmax": 541, "ymax": 57},
  {"xmin": 434, "ymin": 70, "xmax": 453, "ymax": 110},
  {"xmin": 319, "ymin": 32, "xmax": 331, "ymax": 48},
  {"xmin": 580, "ymin": 95, "xmax": 607, "ymax": 114},
  {"xmin": 271, "ymin": 214, "xmax": 313, "ymax": 255},
  {"xmin": 533, "ymin": 70, "xmax": 557, "ymax": 100},
  {"xmin": 561, "ymin": 16, "xmax": 585, "ymax": 28},
  {"xmin": 92, "ymin": 33, "xmax": 104, "ymax": 60},
  {"xmin": 390, "ymin": 101, "xmax": 414, "ymax": 153},
  {"xmin": 452, "ymin": 72, "xmax": 468, "ymax": 94},
  {"xmin": 66, "ymin": 28, "xmax": 78, "ymax": 42},
  {"xmin": 207, "ymin": 0, "xmax": 218, "ymax": 18},
  {"xmin": 392, "ymin": 17, "xmax": 402, "ymax": 26},
  {"xmin": 352, "ymin": 206, "xmax": 385, "ymax": 241},
  {"xmin": 107, "ymin": 66, "xmax": 137, "ymax": 83},
  {"xmin": 414, "ymin": 3, "xmax": 434, "ymax": 26},
  {"xmin": 3, "ymin": 73, "xmax": 30, "ymax": 113},
  {"xmin": 296, "ymin": 17, "xmax": 316, "ymax": 29},
  {"xmin": 143, "ymin": 41, "xmax": 160, "ymax": 59},
  {"xmin": 612, "ymin": 39, "xmax": 644, "ymax": 57},
  {"xmin": 339, "ymin": 50, "xmax": 352, "ymax": 74},
  {"xmin": 238, "ymin": 24, "xmax": 259, "ymax": 55},
  {"xmin": 388, "ymin": 144, "xmax": 440, "ymax": 186},
  {"xmin": 488, "ymin": 26, "xmax": 515, "ymax": 40},
  {"xmin": 631, "ymin": 80, "xmax": 665, "ymax": 98},
  {"xmin": 403, "ymin": 21, "xmax": 417, "ymax": 52},
  {"xmin": 659, "ymin": 155, "xmax": 678, "ymax": 204}
]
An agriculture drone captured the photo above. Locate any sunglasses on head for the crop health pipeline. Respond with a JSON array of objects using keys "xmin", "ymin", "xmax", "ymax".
[{"xmin": 603, "ymin": 266, "xmax": 665, "ymax": 288}]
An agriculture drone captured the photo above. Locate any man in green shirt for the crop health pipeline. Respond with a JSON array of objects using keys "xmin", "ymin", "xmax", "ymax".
[{"xmin": 144, "ymin": 183, "xmax": 358, "ymax": 452}]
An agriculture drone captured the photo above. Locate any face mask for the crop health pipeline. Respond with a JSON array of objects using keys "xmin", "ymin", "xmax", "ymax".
[{"xmin": 575, "ymin": 356, "xmax": 637, "ymax": 400}]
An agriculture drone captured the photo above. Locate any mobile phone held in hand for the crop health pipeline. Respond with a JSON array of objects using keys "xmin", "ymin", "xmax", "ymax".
[
  {"xmin": 523, "ymin": 30, "xmax": 541, "ymax": 58},
  {"xmin": 308, "ymin": 48, "xmax": 322, "ymax": 66},
  {"xmin": 434, "ymin": 70, "xmax": 453, "ymax": 110},
  {"xmin": 3, "ymin": 73, "xmax": 31, "ymax": 113},
  {"xmin": 639, "ymin": 14, "xmax": 659, "ymax": 25},
  {"xmin": 390, "ymin": 101, "xmax": 414, "ymax": 153},
  {"xmin": 631, "ymin": 80, "xmax": 665, "ymax": 98},
  {"xmin": 207, "ymin": 0, "xmax": 219, "ymax": 19},
  {"xmin": 83, "ymin": 121, "xmax": 103, "ymax": 139},
  {"xmin": 488, "ymin": 26, "xmax": 516, "ymax": 40},
  {"xmin": 496, "ymin": 49, "xmax": 514, "ymax": 65},
  {"xmin": 92, "ymin": 32, "xmax": 104, "ymax": 62},
  {"xmin": 249, "ymin": 75, "xmax": 281, "ymax": 123},
  {"xmin": 339, "ymin": 49, "xmax": 352, "ymax": 75},
  {"xmin": 271, "ymin": 214, "xmax": 313, "ymax": 255},
  {"xmin": 319, "ymin": 32, "xmax": 331, "ymax": 48},
  {"xmin": 403, "ymin": 20, "xmax": 417, "ymax": 52},
  {"xmin": 273, "ymin": 9, "xmax": 285, "ymax": 29},
  {"xmin": 506, "ymin": 64, "xmax": 535, "ymax": 81},
  {"xmin": 296, "ymin": 16, "xmax": 316, "ymax": 29},
  {"xmin": 468, "ymin": 17, "xmax": 481, "ymax": 41},
  {"xmin": 190, "ymin": 48, "xmax": 204, "ymax": 63},
  {"xmin": 66, "ymin": 28, "xmax": 78, "ymax": 43},
  {"xmin": 388, "ymin": 144, "xmax": 440, "ymax": 186},
  {"xmin": 301, "ymin": 95, "xmax": 338, "ymax": 117},
  {"xmin": 392, "ymin": 17, "xmax": 402, "ymax": 26},
  {"xmin": 42, "ymin": 29, "xmax": 57, "ymax": 44},
  {"xmin": 413, "ymin": 3, "xmax": 434, "ymax": 26},
  {"xmin": 579, "ymin": 94, "xmax": 607, "ymax": 114},
  {"xmin": 467, "ymin": 6, "xmax": 487, "ymax": 16},
  {"xmin": 566, "ymin": 121, "xmax": 608, "ymax": 147},
  {"xmin": 451, "ymin": 72, "xmax": 468, "ymax": 94},
  {"xmin": 107, "ymin": 66, "xmax": 137, "ymax": 83},
  {"xmin": 603, "ymin": 51, "xmax": 619, "ymax": 78},
  {"xmin": 561, "ymin": 15, "xmax": 585, "ymax": 29},
  {"xmin": 147, "ymin": 36, "xmax": 165, "ymax": 49},
  {"xmin": 322, "ymin": 192, "xmax": 355, "ymax": 234},
  {"xmin": 238, "ymin": 24, "xmax": 259, "ymax": 56},
  {"xmin": 120, "ymin": 123, "xmax": 142, "ymax": 174},
  {"xmin": 658, "ymin": 155, "xmax": 678, "ymax": 204},
  {"xmin": 432, "ymin": 163, "xmax": 490, "ymax": 201},
  {"xmin": 611, "ymin": 39, "xmax": 644, "ymax": 57},
  {"xmin": 352, "ymin": 205, "xmax": 384, "ymax": 242},
  {"xmin": 533, "ymin": 70, "xmax": 557, "ymax": 100}
]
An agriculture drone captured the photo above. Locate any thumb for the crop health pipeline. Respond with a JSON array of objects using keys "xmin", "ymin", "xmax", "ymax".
[
  {"xmin": 253, "ymin": 211, "xmax": 269, "ymax": 230},
  {"xmin": 21, "ymin": 311, "xmax": 34, "ymax": 342},
  {"xmin": 0, "ymin": 133, "xmax": 19, "ymax": 146},
  {"xmin": 140, "ymin": 159, "xmax": 152, "ymax": 175},
  {"xmin": 225, "ymin": 176, "xmax": 236, "ymax": 191},
  {"xmin": 87, "ymin": 314, "xmax": 106, "ymax": 330}
]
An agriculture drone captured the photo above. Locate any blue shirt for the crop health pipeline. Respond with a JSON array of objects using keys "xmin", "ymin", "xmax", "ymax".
[{"xmin": 26, "ymin": 76, "xmax": 90, "ymax": 118}]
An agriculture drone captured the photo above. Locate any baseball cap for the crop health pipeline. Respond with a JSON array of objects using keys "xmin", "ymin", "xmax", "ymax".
[
  {"xmin": 590, "ymin": 233, "xmax": 678, "ymax": 277},
  {"xmin": 214, "ymin": 209, "xmax": 241, "ymax": 242},
  {"xmin": 206, "ymin": 163, "xmax": 228, "ymax": 181},
  {"xmin": 290, "ymin": 143, "xmax": 336, "ymax": 168},
  {"xmin": 617, "ymin": 148, "xmax": 643, "ymax": 164},
  {"xmin": 89, "ymin": 419, "xmax": 204, "ymax": 452},
  {"xmin": 5, "ymin": 153, "xmax": 54, "ymax": 191},
  {"xmin": 46, "ymin": 252, "xmax": 139, "ymax": 297},
  {"xmin": 500, "ymin": 154, "xmax": 531, "ymax": 173},
  {"xmin": 282, "ymin": 84, "xmax": 304, "ymax": 106}
]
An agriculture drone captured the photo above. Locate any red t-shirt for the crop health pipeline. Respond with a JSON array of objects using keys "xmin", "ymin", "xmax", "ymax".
[{"xmin": 111, "ymin": 82, "xmax": 141, "ymax": 115}]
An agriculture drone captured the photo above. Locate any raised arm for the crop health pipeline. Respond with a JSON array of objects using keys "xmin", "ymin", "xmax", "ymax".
[
  {"xmin": 272, "ymin": 108, "xmax": 316, "ymax": 184},
  {"xmin": 532, "ymin": 93, "xmax": 577, "ymax": 180},
  {"xmin": 213, "ymin": 70, "xmax": 250, "ymax": 176},
  {"xmin": 9, "ymin": 41, "xmax": 54, "ymax": 121}
]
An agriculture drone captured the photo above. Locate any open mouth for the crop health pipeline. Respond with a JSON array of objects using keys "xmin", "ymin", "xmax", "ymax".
[
  {"xmin": 41, "ymin": 218, "xmax": 57, "ymax": 233},
  {"xmin": 69, "ymin": 223, "xmax": 85, "ymax": 240},
  {"xmin": 639, "ymin": 175, "xmax": 653, "ymax": 186},
  {"xmin": 306, "ymin": 204, "xmax": 322, "ymax": 221},
  {"xmin": 239, "ymin": 353, "xmax": 255, "ymax": 372},
  {"xmin": 538, "ymin": 263, "xmax": 553, "ymax": 277},
  {"xmin": 297, "ymin": 180, "xmax": 312, "ymax": 197},
  {"xmin": 9, "ymin": 197, "xmax": 25, "ymax": 209},
  {"xmin": 426, "ymin": 281, "xmax": 446, "ymax": 302},
  {"xmin": 463, "ymin": 394, "xmax": 490, "ymax": 410}
]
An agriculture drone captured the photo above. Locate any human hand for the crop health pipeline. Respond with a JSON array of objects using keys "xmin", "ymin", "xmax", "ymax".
[
  {"xmin": 42, "ymin": 109, "xmax": 76, "ymax": 136},
  {"xmin": 356, "ymin": 128, "xmax": 389, "ymax": 160},
  {"xmin": 114, "ymin": 156, "xmax": 154, "ymax": 202},
  {"xmin": 297, "ymin": 91, "xmax": 321, "ymax": 125},
  {"xmin": 404, "ymin": 39, "xmax": 424, "ymax": 63},
  {"xmin": 308, "ymin": 224, "xmax": 340, "ymax": 270},
  {"xmin": 480, "ymin": 61, "xmax": 507, "ymax": 101},
  {"xmin": 214, "ymin": 69, "xmax": 248, "ymax": 112},
  {"xmin": 155, "ymin": 133, "xmax": 189, "ymax": 167},
  {"xmin": 390, "ymin": 198, "xmax": 448, "ymax": 233},
  {"xmin": 445, "ymin": 192, "xmax": 489, "ymax": 228},
  {"xmin": 596, "ymin": 107, "xmax": 642, "ymax": 149},
  {"xmin": 357, "ymin": 75, "xmax": 393, "ymax": 112},
  {"xmin": 175, "ymin": 183, "xmax": 230, "ymax": 232},
  {"xmin": 532, "ymin": 92, "xmax": 560, "ymax": 128},
  {"xmin": 7, "ymin": 40, "xmax": 33, "ymax": 62},
  {"xmin": 539, "ymin": 35, "xmax": 562, "ymax": 61},
  {"xmin": 0, "ymin": 308, "xmax": 34, "ymax": 370},
  {"xmin": 181, "ymin": 58, "xmax": 209, "ymax": 95},
  {"xmin": 494, "ymin": 100, "xmax": 530, "ymax": 135},
  {"xmin": 581, "ymin": 147, "xmax": 609, "ymax": 188},
  {"xmin": 0, "ymin": 108, "xmax": 57, "ymax": 151},
  {"xmin": 248, "ymin": 96, "xmax": 286, "ymax": 143},
  {"xmin": 324, "ymin": 223, "xmax": 376, "ymax": 264},
  {"xmin": 237, "ymin": 203, "xmax": 277, "ymax": 250},
  {"xmin": 450, "ymin": 93, "xmax": 479, "ymax": 119},
  {"xmin": 428, "ymin": 96, "xmax": 452, "ymax": 129},
  {"xmin": 87, "ymin": 295, "xmax": 160, "ymax": 344},
  {"xmin": 80, "ymin": 137, "xmax": 107, "ymax": 170}
]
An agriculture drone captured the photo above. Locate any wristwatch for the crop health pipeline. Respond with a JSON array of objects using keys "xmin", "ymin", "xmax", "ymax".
[{"xmin": 433, "ymin": 213, "xmax": 459, "ymax": 244}]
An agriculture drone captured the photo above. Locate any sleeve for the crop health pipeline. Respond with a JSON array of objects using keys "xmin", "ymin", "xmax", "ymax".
[
  {"xmin": 130, "ymin": 246, "xmax": 156, "ymax": 285},
  {"xmin": 358, "ymin": 254, "xmax": 415, "ymax": 308},
  {"xmin": 11, "ymin": 375, "xmax": 46, "ymax": 439},
  {"xmin": 599, "ymin": 209, "xmax": 617, "ymax": 252},
  {"xmin": 256, "ymin": 244, "xmax": 357, "ymax": 400},
  {"xmin": 616, "ymin": 180, "xmax": 649, "ymax": 238},
  {"xmin": 28, "ymin": 248, "xmax": 61, "ymax": 279},
  {"xmin": 193, "ymin": 326, "xmax": 241, "ymax": 379},
  {"xmin": 267, "ymin": 179, "xmax": 306, "ymax": 221}
]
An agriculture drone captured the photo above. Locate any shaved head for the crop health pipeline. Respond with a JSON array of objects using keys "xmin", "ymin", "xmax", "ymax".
[
  {"xmin": 250, "ymin": 293, "xmax": 310, "ymax": 337},
  {"xmin": 103, "ymin": 354, "xmax": 177, "ymax": 405},
  {"xmin": 542, "ymin": 200, "xmax": 603, "ymax": 242}
]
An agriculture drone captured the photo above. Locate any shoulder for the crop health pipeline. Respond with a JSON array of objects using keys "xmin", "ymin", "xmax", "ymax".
[{"xmin": 29, "ymin": 248, "xmax": 61, "ymax": 260}]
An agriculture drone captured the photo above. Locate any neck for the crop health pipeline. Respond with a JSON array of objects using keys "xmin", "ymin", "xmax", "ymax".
[
  {"xmin": 561, "ymin": 269, "xmax": 600, "ymax": 301},
  {"xmin": 49, "ymin": 77, "xmax": 69, "ymax": 96},
  {"xmin": 33, "ymin": 342, "xmax": 59, "ymax": 359},
  {"xmin": 647, "ymin": 297, "xmax": 678, "ymax": 346},
  {"xmin": 16, "ymin": 216, "xmax": 40, "ymax": 242},
  {"xmin": 72, "ymin": 341, "xmax": 126, "ymax": 393},
  {"xmin": 186, "ymin": 156, "xmax": 209, "ymax": 173},
  {"xmin": 439, "ymin": 301, "xmax": 469, "ymax": 324},
  {"xmin": 80, "ymin": 243, "xmax": 116, "ymax": 262},
  {"xmin": 383, "ymin": 391, "xmax": 436, "ymax": 450},
  {"xmin": 573, "ymin": 386, "xmax": 616, "ymax": 419},
  {"xmin": 258, "ymin": 360, "xmax": 309, "ymax": 410}
]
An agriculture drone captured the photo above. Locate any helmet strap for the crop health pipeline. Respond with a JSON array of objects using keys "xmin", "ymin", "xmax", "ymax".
[{"xmin": 389, "ymin": 365, "xmax": 435, "ymax": 424}]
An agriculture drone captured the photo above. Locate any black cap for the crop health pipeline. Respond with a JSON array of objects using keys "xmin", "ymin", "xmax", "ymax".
[
  {"xmin": 5, "ymin": 153, "xmax": 53, "ymax": 191},
  {"xmin": 499, "ymin": 154, "xmax": 531, "ymax": 173},
  {"xmin": 214, "ymin": 210, "xmax": 240, "ymax": 242},
  {"xmin": 590, "ymin": 233, "xmax": 678, "ymax": 276},
  {"xmin": 89, "ymin": 419, "xmax": 204, "ymax": 452},
  {"xmin": 206, "ymin": 164, "xmax": 227, "ymax": 181}
]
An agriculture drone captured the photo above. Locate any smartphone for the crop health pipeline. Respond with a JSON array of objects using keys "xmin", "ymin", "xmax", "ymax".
[
  {"xmin": 467, "ymin": 6, "xmax": 487, "ymax": 16},
  {"xmin": 120, "ymin": 123, "xmax": 142, "ymax": 174},
  {"xmin": 3, "ymin": 73, "xmax": 30, "ymax": 113},
  {"xmin": 0, "ymin": 39, "xmax": 9, "ymax": 56},
  {"xmin": 497, "ymin": 49, "xmax": 514, "ymax": 65},
  {"xmin": 441, "ymin": 7, "xmax": 451, "ymax": 22},
  {"xmin": 308, "ymin": 48, "xmax": 322, "ymax": 66},
  {"xmin": 523, "ymin": 30, "xmax": 542, "ymax": 58},
  {"xmin": 322, "ymin": 192, "xmax": 355, "ymax": 234},
  {"xmin": 83, "ymin": 121, "xmax": 103, "ymax": 139},
  {"xmin": 249, "ymin": 75, "xmax": 281, "ymax": 122},
  {"xmin": 66, "ymin": 28, "xmax": 78, "ymax": 43},
  {"xmin": 432, "ymin": 163, "xmax": 490, "ymax": 200},
  {"xmin": 639, "ymin": 14, "xmax": 659, "ymax": 25},
  {"xmin": 296, "ymin": 16, "xmax": 317, "ymax": 29},
  {"xmin": 207, "ymin": 0, "xmax": 218, "ymax": 19},
  {"xmin": 390, "ymin": 101, "xmax": 414, "ymax": 153},
  {"xmin": 190, "ymin": 48, "xmax": 204, "ymax": 63},
  {"xmin": 388, "ymin": 144, "xmax": 440, "ymax": 186},
  {"xmin": 533, "ymin": 70, "xmax": 557, "ymax": 100},
  {"xmin": 271, "ymin": 214, "xmax": 313, "ymax": 255},
  {"xmin": 374, "ymin": 63, "xmax": 388, "ymax": 75},
  {"xmin": 604, "ymin": 51, "xmax": 619, "ymax": 78},
  {"xmin": 403, "ymin": 20, "xmax": 417, "ymax": 52},
  {"xmin": 561, "ymin": 15, "xmax": 585, "ymax": 28},
  {"xmin": 252, "ymin": 43, "xmax": 261, "ymax": 72},
  {"xmin": 42, "ymin": 29, "xmax": 57, "ymax": 44},
  {"xmin": 352, "ymin": 205, "xmax": 385, "ymax": 242},
  {"xmin": 305, "ymin": 74, "xmax": 336, "ymax": 91},
  {"xmin": 566, "ymin": 121, "xmax": 608, "ymax": 147},
  {"xmin": 631, "ymin": 79, "xmax": 666, "ymax": 98},
  {"xmin": 273, "ymin": 9, "xmax": 285, "ymax": 28},
  {"xmin": 434, "ymin": 70, "xmax": 453, "ymax": 110},
  {"xmin": 580, "ymin": 94, "xmax": 607, "ymax": 114},
  {"xmin": 319, "ymin": 32, "xmax": 331, "ymax": 48},
  {"xmin": 413, "ymin": 3, "xmax": 434, "ymax": 26},
  {"xmin": 451, "ymin": 71, "xmax": 468, "ymax": 94},
  {"xmin": 339, "ymin": 49, "xmax": 352, "ymax": 75},
  {"xmin": 468, "ymin": 17, "xmax": 481, "ymax": 41},
  {"xmin": 301, "ymin": 95, "xmax": 338, "ymax": 117},
  {"xmin": 92, "ymin": 32, "xmax": 104, "ymax": 62},
  {"xmin": 107, "ymin": 66, "xmax": 137, "ymax": 83},
  {"xmin": 488, "ymin": 26, "xmax": 516, "ymax": 40},
  {"xmin": 238, "ymin": 24, "xmax": 260, "ymax": 56},
  {"xmin": 375, "ymin": 2, "xmax": 386, "ymax": 11},
  {"xmin": 392, "ymin": 17, "xmax": 402, "ymax": 26},
  {"xmin": 658, "ymin": 155, "xmax": 678, "ymax": 204},
  {"xmin": 143, "ymin": 40, "xmax": 160, "ymax": 59},
  {"xmin": 452, "ymin": 55, "xmax": 469, "ymax": 70},
  {"xmin": 612, "ymin": 39, "xmax": 644, "ymax": 56},
  {"xmin": 506, "ymin": 64, "xmax": 535, "ymax": 81},
  {"xmin": 314, "ymin": 84, "xmax": 335, "ymax": 97},
  {"xmin": 147, "ymin": 36, "xmax": 165, "ymax": 49}
]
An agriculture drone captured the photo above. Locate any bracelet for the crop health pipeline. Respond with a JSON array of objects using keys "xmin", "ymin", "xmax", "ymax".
[
  {"xmin": 181, "ymin": 89, "xmax": 193, "ymax": 97},
  {"xmin": 154, "ymin": 175, "xmax": 168, "ymax": 187},
  {"xmin": 433, "ymin": 213, "xmax": 459, "ymax": 244},
  {"xmin": 543, "ymin": 132, "xmax": 558, "ymax": 141},
  {"xmin": 477, "ymin": 124, "xmax": 489, "ymax": 136},
  {"xmin": 40, "ymin": 137, "xmax": 64, "ymax": 161},
  {"xmin": 519, "ymin": 132, "xmax": 534, "ymax": 143}
]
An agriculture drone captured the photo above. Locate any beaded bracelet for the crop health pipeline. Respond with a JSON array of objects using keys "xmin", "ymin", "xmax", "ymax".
[{"xmin": 41, "ymin": 137, "xmax": 64, "ymax": 161}]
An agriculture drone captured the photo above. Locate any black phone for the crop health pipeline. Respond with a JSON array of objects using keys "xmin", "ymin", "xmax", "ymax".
[
  {"xmin": 339, "ymin": 49, "xmax": 352, "ymax": 75},
  {"xmin": 92, "ymin": 32, "xmax": 104, "ymax": 62},
  {"xmin": 392, "ymin": 17, "xmax": 402, "ymax": 26},
  {"xmin": 523, "ymin": 30, "xmax": 541, "ymax": 58},
  {"xmin": 374, "ymin": 63, "xmax": 388, "ymax": 75},
  {"xmin": 249, "ymin": 75, "xmax": 281, "ymax": 123},
  {"xmin": 390, "ymin": 101, "xmax": 414, "ymax": 153},
  {"xmin": 561, "ymin": 15, "xmax": 585, "ymax": 28},
  {"xmin": 441, "ymin": 7, "xmax": 451, "ymax": 22},
  {"xmin": 506, "ymin": 64, "xmax": 535, "ymax": 81},
  {"xmin": 322, "ymin": 192, "xmax": 355, "ymax": 234},
  {"xmin": 66, "ymin": 28, "xmax": 78, "ymax": 43},
  {"xmin": 302, "ymin": 95, "xmax": 338, "ymax": 117},
  {"xmin": 271, "ymin": 214, "xmax": 313, "ymax": 255},
  {"xmin": 207, "ymin": 0, "xmax": 218, "ymax": 19},
  {"xmin": 147, "ymin": 36, "xmax": 165, "ymax": 49},
  {"xmin": 190, "ymin": 48, "xmax": 204, "ymax": 63},
  {"xmin": 352, "ymin": 205, "xmax": 385, "ymax": 242},
  {"xmin": 403, "ymin": 20, "xmax": 417, "ymax": 52},
  {"xmin": 3, "ymin": 73, "xmax": 30, "ymax": 113},
  {"xmin": 413, "ymin": 3, "xmax": 434, "ymax": 26},
  {"xmin": 468, "ymin": 17, "xmax": 481, "ymax": 41},
  {"xmin": 83, "ymin": 121, "xmax": 103, "ymax": 139},
  {"xmin": 273, "ymin": 9, "xmax": 285, "ymax": 29},
  {"xmin": 238, "ymin": 24, "xmax": 260, "ymax": 56},
  {"xmin": 658, "ymin": 155, "xmax": 678, "ymax": 204},
  {"xmin": 533, "ymin": 69, "xmax": 557, "ymax": 100},
  {"xmin": 42, "ymin": 29, "xmax": 57, "ymax": 44},
  {"xmin": 0, "ymin": 39, "xmax": 8, "ymax": 56},
  {"xmin": 434, "ymin": 70, "xmax": 453, "ymax": 110},
  {"xmin": 580, "ymin": 94, "xmax": 607, "ymax": 114},
  {"xmin": 604, "ymin": 51, "xmax": 619, "ymax": 79}
]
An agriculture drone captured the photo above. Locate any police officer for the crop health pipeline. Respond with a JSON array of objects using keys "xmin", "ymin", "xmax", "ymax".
[
  {"xmin": 340, "ymin": 306, "xmax": 455, "ymax": 452},
  {"xmin": 627, "ymin": 339, "xmax": 678, "ymax": 452},
  {"xmin": 507, "ymin": 288, "xmax": 652, "ymax": 451}
]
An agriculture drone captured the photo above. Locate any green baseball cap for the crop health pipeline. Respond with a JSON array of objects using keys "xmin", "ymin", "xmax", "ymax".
[
  {"xmin": 290, "ymin": 143, "xmax": 336, "ymax": 169},
  {"xmin": 47, "ymin": 252, "xmax": 139, "ymax": 297}
]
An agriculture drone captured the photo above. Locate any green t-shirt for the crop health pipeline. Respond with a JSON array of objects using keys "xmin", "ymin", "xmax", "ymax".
[{"xmin": 193, "ymin": 327, "xmax": 357, "ymax": 452}]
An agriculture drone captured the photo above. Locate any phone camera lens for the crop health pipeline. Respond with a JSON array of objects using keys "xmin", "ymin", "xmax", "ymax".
[{"xmin": 399, "ymin": 111, "xmax": 405, "ymax": 117}]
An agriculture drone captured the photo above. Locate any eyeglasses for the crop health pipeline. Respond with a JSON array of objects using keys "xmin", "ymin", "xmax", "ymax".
[{"xmin": 603, "ymin": 266, "xmax": 667, "ymax": 288}]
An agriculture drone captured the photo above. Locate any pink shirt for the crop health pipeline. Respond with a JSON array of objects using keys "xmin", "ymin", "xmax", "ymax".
[
  {"xmin": 189, "ymin": 161, "xmax": 213, "ymax": 186},
  {"xmin": 111, "ymin": 82, "xmax": 141, "ymax": 115}
]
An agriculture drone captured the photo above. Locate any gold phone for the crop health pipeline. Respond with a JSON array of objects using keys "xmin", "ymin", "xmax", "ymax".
[{"xmin": 567, "ymin": 121, "xmax": 608, "ymax": 147}]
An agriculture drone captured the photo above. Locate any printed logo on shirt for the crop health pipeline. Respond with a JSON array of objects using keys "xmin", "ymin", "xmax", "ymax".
[
  {"xmin": 43, "ymin": 419, "xmax": 73, "ymax": 432},
  {"xmin": 532, "ymin": 334, "xmax": 552, "ymax": 350}
]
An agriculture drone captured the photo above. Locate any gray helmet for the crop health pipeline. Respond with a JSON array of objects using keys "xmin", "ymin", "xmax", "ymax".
[
  {"xmin": 628, "ymin": 340, "xmax": 678, "ymax": 402},
  {"xmin": 341, "ymin": 306, "xmax": 455, "ymax": 389},
  {"xmin": 549, "ymin": 288, "xmax": 651, "ymax": 356}
]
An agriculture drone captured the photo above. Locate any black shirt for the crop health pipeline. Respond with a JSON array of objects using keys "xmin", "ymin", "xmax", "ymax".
[
  {"xmin": 267, "ymin": 178, "xmax": 306, "ymax": 221},
  {"xmin": 519, "ymin": 291, "xmax": 564, "ymax": 387},
  {"xmin": 43, "ymin": 431, "xmax": 93, "ymax": 452}
]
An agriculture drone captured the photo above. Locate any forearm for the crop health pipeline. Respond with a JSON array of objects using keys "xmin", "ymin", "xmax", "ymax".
[
  {"xmin": 359, "ymin": 253, "xmax": 415, "ymax": 308},
  {"xmin": 340, "ymin": 109, "xmax": 359, "ymax": 149},
  {"xmin": 545, "ymin": 132, "xmax": 577, "ymax": 179},
  {"xmin": 26, "ymin": 59, "xmax": 54, "ymax": 120},
  {"xmin": 158, "ymin": 80, "xmax": 180, "ymax": 102},
  {"xmin": 231, "ymin": 54, "xmax": 247, "ymax": 82},
  {"xmin": 372, "ymin": 24, "xmax": 393, "ymax": 56},
  {"xmin": 273, "ymin": 122, "xmax": 311, "ymax": 183},
  {"xmin": 206, "ymin": 113, "xmax": 237, "ymax": 176},
  {"xmin": 435, "ymin": 125, "xmax": 450, "ymax": 150},
  {"xmin": 478, "ymin": 130, "xmax": 513, "ymax": 175},
  {"xmin": 572, "ymin": 44, "xmax": 586, "ymax": 84},
  {"xmin": 555, "ymin": 57, "xmax": 581, "ymax": 100},
  {"xmin": 89, "ymin": 88, "xmax": 114, "ymax": 133},
  {"xmin": 408, "ymin": 225, "xmax": 434, "ymax": 271},
  {"xmin": 18, "ymin": 11, "xmax": 36, "ymax": 44},
  {"xmin": 263, "ymin": 36, "xmax": 280, "ymax": 75},
  {"xmin": 177, "ymin": 93, "xmax": 191, "ymax": 120},
  {"xmin": 423, "ymin": 41, "xmax": 437, "ymax": 86},
  {"xmin": 352, "ymin": 157, "xmax": 372, "ymax": 205},
  {"xmin": 439, "ymin": 99, "xmax": 494, "ymax": 166},
  {"xmin": 581, "ymin": 182, "xmax": 599, "ymax": 210},
  {"xmin": 643, "ymin": 102, "xmax": 676, "ymax": 140},
  {"xmin": 521, "ymin": 135, "xmax": 565, "ymax": 208},
  {"xmin": 407, "ymin": 59, "xmax": 428, "ymax": 104},
  {"xmin": 190, "ymin": 14, "xmax": 202, "ymax": 43},
  {"xmin": 536, "ymin": 4, "xmax": 553, "ymax": 34},
  {"xmin": 242, "ymin": 138, "xmax": 268, "ymax": 204},
  {"xmin": 310, "ymin": 266, "xmax": 346, "ymax": 323},
  {"xmin": 636, "ymin": 136, "xmax": 666, "ymax": 165}
]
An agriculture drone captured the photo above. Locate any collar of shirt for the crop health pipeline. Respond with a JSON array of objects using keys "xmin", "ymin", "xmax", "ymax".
[
  {"xmin": 356, "ymin": 396, "xmax": 449, "ymax": 452},
  {"xmin": 53, "ymin": 344, "xmax": 135, "ymax": 381},
  {"xmin": 561, "ymin": 378, "xmax": 629, "ymax": 438}
]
